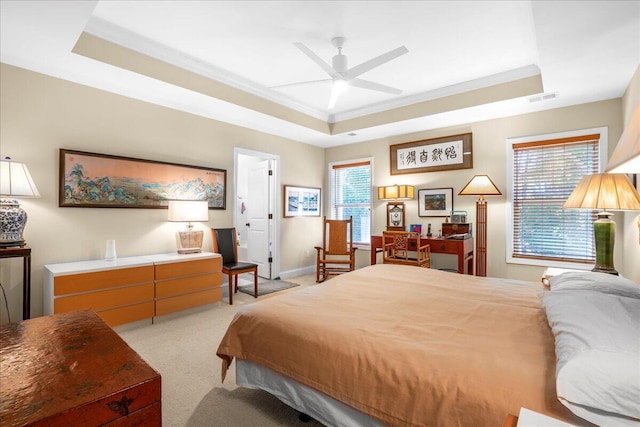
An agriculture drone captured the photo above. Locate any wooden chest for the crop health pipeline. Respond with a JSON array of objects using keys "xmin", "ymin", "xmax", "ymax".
[
  {"xmin": 442, "ymin": 222, "xmax": 472, "ymax": 236},
  {"xmin": 0, "ymin": 310, "xmax": 161, "ymax": 426}
]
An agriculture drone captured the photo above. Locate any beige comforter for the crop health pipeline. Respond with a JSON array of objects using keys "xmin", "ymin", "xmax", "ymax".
[{"xmin": 217, "ymin": 264, "xmax": 591, "ymax": 427}]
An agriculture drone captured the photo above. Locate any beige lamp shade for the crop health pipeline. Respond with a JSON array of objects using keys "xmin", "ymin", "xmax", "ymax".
[
  {"xmin": 563, "ymin": 173, "xmax": 640, "ymax": 210},
  {"xmin": 167, "ymin": 200, "xmax": 209, "ymax": 222},
  {"xmin": 0, "ymin": 158, "xmax": 40, "ymax": 197},
  {"xmin": 378, "ymin": 184, "xmax": 415, "ymax": 200},
  {"xmin": 458, "ymin": 175, "xmax": 502, "ymax": 196},
  {"xmin": 606, "ymin": 101, "xmax": 640, "ymax": 174}
]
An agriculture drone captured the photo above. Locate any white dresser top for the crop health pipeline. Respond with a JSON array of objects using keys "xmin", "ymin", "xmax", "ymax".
[{"xmin": 45, "ymin": 251, "xmax": 220, "ymax": 275}]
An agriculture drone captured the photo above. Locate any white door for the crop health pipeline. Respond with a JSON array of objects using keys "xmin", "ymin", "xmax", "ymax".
[{"xmin": 247, "ymin": 159, "xmax": 271, "ymax": 279}]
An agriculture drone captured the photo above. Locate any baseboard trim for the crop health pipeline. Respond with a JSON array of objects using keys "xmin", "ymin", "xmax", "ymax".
[{"xmin": 279, "ymin": 265, "xmax": 315, "ymax": 280}]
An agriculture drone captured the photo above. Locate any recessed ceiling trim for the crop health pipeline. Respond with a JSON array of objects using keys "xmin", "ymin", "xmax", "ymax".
[
  {"xmin": 329, "ymin": 64, "xmax": 542, "ymax": 123},
  {"xmin": 84, "ymin": 15, "xmax": 329, "ymax": 122}
]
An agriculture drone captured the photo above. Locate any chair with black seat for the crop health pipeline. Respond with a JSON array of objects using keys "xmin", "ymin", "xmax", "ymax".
[
  {"xmin": 314, "ymin": 216, "xmax": 357, "ymax": 283},
  {"xmin": 211, "ymin": 227, "xmax": 258, "ymax": 305}
]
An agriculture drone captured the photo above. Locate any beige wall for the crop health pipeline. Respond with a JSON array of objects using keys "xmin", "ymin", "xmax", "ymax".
[
  {"xmin": 0, "ymin": 64, "xmax": 324, "ymax": 323},
  {"xmin": 620, "ymin": 65, "xmax": 640, "ymax": 282},
  {"xmin": 326, "ymin": 99, "xmax": 629, "ymax": 282}
]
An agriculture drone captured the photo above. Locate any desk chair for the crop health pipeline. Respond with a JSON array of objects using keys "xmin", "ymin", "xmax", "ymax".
[
  {"xmin": 211, "ymin": 227, "xmax": 258, "ymax": 305},
  {"xmin": 382, "ymin": 231, "xmax": 431, "ymax": 268}
]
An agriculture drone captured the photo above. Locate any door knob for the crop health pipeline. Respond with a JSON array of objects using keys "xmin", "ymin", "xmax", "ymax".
[{"xmin": 245, "ymin": 223, "xmax": 250, "ymax": 227}]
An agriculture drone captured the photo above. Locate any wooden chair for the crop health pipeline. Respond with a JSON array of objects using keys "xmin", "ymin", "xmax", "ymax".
[
  {"xmin": 315, "ymin": 216, "xmax": 357, "ymax": 283},
  {"xmin": 382, "ymin": 231, "xmax": 431, "ymax": 268},
  {"xmin": 211, "ymin": 227, "xmax": 258, "ymax": 305}
]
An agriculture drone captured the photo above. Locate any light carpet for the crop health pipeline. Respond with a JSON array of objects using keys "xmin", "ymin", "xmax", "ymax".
[{"xmin": 115, "ymin": 274, "xmax": 324, "ymax": 427}]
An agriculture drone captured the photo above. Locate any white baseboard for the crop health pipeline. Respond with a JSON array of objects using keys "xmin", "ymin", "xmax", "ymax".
[{"xmin": 278, "ymin": 265, "xmax": 315, "ymax": 280}]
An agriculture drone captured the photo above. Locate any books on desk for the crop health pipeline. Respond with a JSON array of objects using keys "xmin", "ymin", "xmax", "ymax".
[{"xmin": 445, "ymin": 233, "xmax": 471, "ymax": 240}]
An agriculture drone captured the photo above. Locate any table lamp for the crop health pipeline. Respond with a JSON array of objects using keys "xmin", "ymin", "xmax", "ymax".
[
  {"xmin": 563, "ymin": 173, "xmax": 640, "ymax": 275},
  {"xmin": 0, "ymin": 157, "xmax": 41, "ymax": 247},
  {"xmin": 458, "ymin": 174, "xmax": 502, "ymax": 276},
  {"xmin": 378, "ymin": 184, "xmax": 414, "ymax": 231},
  {"xmin": 168, "ymin": 200, "xmax": 209, "ymax": 254}
]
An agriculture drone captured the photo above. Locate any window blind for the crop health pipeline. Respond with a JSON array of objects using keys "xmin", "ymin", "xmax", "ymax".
[
  {"xmin": 512, "ymin": 135, "xmax": 599, "ymax": 263},
  {"xmin": 331, "ymin": 160, "xmax": 371, "ymax": 244}
]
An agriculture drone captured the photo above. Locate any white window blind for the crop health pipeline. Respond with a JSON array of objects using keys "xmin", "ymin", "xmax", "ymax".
[
  {"xmin": 512, "ymin": 134, "xmax": 600, "ymax": 264},
  {"xmin": 330, "ymin": 160, "xmax": 372, "ymax": 245}
]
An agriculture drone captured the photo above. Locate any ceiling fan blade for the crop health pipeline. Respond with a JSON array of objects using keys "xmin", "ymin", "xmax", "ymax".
[
  {"xmin": 328, "ymin": 85, "xmax": 341, "ymax": 109},
  {"xmin": 270, "ymin": 79, "xmax": 331, "ymax": 89},
  {"xmin": 349, "ymin": 78, "xmax": 403, "ymax": 95},
  {"xmin": 345, "ymin": 46, "xmax": 409, "ymax": 79},
  {"xmin": 293, "ymin": 42, "xmax": 340, "ymax": 79}
]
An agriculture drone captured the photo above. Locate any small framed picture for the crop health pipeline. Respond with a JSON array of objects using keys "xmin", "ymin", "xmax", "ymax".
[
  {"xmin": 283, "ymin": 185, "xmax": 321, "ymax": 217},
  {"xmin": 418, "ymin": 188, "xmax": 453, "ymax": 217}
]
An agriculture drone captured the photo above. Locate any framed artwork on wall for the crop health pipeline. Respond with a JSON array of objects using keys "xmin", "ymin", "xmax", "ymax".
[
  {"xmin": 390, "ymin": 133, "xmax": 473, "ymax": 175},
  {"xmin": 59, "ymin": 149, "xmax": 226, "ymax": 209},
  {"xmin": 283, "ymin": 185, "xmax": 321, "ymax": 217},
  {"xmin": 418, "ymin": 188, "xmax": 454, "ymax": 217}
]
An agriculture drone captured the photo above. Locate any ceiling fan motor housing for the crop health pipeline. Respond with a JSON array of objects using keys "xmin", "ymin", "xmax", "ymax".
[{"xmin": 333, "ymin": 54, "xmax": 348, "ymax": 74}]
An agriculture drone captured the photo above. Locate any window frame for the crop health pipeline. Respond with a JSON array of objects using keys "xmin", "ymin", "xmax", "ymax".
[
  {"xmin": 328, "ymin": 157, "xmax": 374, "ymax": 247},
  {"xmin": 505, "ymin": 127, "xmax": 608, "ymax": 269}
]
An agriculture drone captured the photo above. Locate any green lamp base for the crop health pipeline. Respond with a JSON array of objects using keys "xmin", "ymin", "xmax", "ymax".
[{"xmin": 592, "ymin": 211, "xmax": 618, "ymax": 276}]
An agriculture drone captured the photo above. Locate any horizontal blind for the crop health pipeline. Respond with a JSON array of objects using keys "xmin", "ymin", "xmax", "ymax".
[
  {"xmin": 331, "ymin": 161, "xmax": 371, "ymax": 244},
  {"xmin": 512, "ymin": 136, "xmax": 599, "ymax": 263}
]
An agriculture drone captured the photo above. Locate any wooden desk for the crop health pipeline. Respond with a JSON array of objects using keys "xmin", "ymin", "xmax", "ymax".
[
  {"xmin": 0, "ymin": 246, "xmax": 31, "ymax": 319},
  {"xmin": 371, "ymin": 235, "xmax": 474, "ymax": 274},
  {"xmin": 0, "ymin": 310, "xmax": 161, "ymax": 426}
]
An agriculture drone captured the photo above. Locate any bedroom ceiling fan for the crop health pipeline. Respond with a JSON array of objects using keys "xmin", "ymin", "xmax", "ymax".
[{"xmin": 290, "ymin": 37, "xmax": 409, "ymax": 109}]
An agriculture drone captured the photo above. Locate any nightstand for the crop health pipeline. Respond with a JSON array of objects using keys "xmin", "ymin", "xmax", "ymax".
[{"xmin": 505, "ymin": 408, "xmax": 578, "ymax": 427}]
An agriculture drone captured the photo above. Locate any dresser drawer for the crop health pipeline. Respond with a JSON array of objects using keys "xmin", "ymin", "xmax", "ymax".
[
  {"xmin": 54, "ymin": 283, "xmax": 154, "ymax": 314},
  {"xmin": 154, "ymin": 257, "xmax": 221, "ymax": 280},
  {"xmin": 430, "ymin": 240, "xmax": 461, "ymax": 254},
  {"xmin": 155, "ymin": 288, "xmax": 222, "ymax": 316},
  {"xmin": 54, "ymin": 266, "xmax": 154, "ymax": 296},
  {"xmin": 98, "ymin": 301, "xmax": 155, "ymax": 327},
  {"xmin": 155, "ymin": 272, "xmax": 222, "ymax": 298}
]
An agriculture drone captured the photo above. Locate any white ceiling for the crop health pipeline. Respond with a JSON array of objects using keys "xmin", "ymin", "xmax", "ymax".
[{"xmin": 1, "ymin": 1, "xmax": 638, "ymax": 148}]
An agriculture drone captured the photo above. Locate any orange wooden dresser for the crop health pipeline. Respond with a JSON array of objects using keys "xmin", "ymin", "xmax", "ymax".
[
  {"xmin": 0, "ymin": 310, "xmax": 161, "ymax": 426},
  {"xmin": 44, "ymin": 252, "xmax": 223, "ymax": 327}
]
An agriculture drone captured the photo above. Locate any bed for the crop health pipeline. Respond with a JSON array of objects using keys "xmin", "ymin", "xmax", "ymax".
[{"xmin": 217, "ymin": 264, "xmax": 640, "ymax": 427}]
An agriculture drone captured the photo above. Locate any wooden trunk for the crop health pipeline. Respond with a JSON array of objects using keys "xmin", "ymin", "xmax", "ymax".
[{"xmin": 0, "ymin": 310, "xmax": 161, "ymax": 426}]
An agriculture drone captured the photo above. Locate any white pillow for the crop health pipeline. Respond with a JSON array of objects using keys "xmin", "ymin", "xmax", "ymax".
[
  {"xmin": 543, "ymin": 289, "xmax": 640, "ymax": 425},
  {"xmin": 549, "ymin": 271, "xmax": 640, "ymax": 299}
]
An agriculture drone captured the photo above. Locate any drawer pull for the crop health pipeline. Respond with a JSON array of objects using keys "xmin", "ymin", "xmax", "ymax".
[{"xmin": 440, "ymin": 244, "xmax": 446, "ymax": 250}]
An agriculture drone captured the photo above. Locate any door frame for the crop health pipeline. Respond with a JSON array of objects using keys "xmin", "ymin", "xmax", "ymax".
[{"xmin": 233, "ymin": 147, "xmax": 280, "ymax": 280}]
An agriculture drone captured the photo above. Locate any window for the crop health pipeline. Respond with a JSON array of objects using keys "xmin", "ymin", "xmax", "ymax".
[
  {"xmin": 329, "ymin": 158, "xmax": 372, "ymax": 245},
  {"xmin": 507, "ymin": 128, "xmax": 607, "ymax": 267}
]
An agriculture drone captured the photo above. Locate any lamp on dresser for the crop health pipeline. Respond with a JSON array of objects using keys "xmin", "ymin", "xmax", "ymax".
[
  {"xmin": 563, "ymin": 173, "xmax": 640, "ymax": 275},
  {"xmin": 458, "ymin": 174, "xmax": 502, "ymax": 277},
  {"xmin": 0, "ymin": 157, "xmax": 40, "ymax": 248},
  {"xmin": 168, "ymin": 200, "xmax": 209, "ymax": 254},
  {"xmin": 378, "ymin": 184, "xmax": 415, "ymax": 231}
]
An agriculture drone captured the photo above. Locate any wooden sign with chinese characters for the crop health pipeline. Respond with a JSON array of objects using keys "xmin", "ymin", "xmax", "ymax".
[{"xmin": 390, "ymin": 133, "xmax": 473, "ymax": 175}]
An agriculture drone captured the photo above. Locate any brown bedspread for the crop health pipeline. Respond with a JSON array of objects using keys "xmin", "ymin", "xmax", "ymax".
[{"xmin": 217, "ymin": 264, "xmax": 591, "ymax": 427}]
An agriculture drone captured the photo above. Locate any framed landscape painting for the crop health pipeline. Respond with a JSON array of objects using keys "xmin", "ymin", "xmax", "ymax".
[
  {"xmin": 283, "ymin": 185, "xmax": 321, "ymax": 217},
  {"xmin": 59, "ymin": 149, "xmax": 226, "ymax": 209},
  {"xmin": 418, "ymin": 187, "xmax": 453, "ymax": 217}
]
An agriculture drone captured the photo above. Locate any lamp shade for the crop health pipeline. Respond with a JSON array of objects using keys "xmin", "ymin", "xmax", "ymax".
[
  {"xmin": 563, "ymin": 173, "xmax": 640, "ymax": 210},
  {"xmin": 167, "ymin": 200, "xmax": 209, "ymax": 222},
  {"xmin": 606, "ymin": 101, "xmax": 640, "ymax": 173},
  {"xmin": 0, "ymin": 157, "xmax": 40, "ymax": 197},
  {"xmin": 458, "ymin": 175, "xmax": 502, "ymax": 196},
  {"xmin": 378, "ymin": 185, "xmax": 415, "ymax": 200}
]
